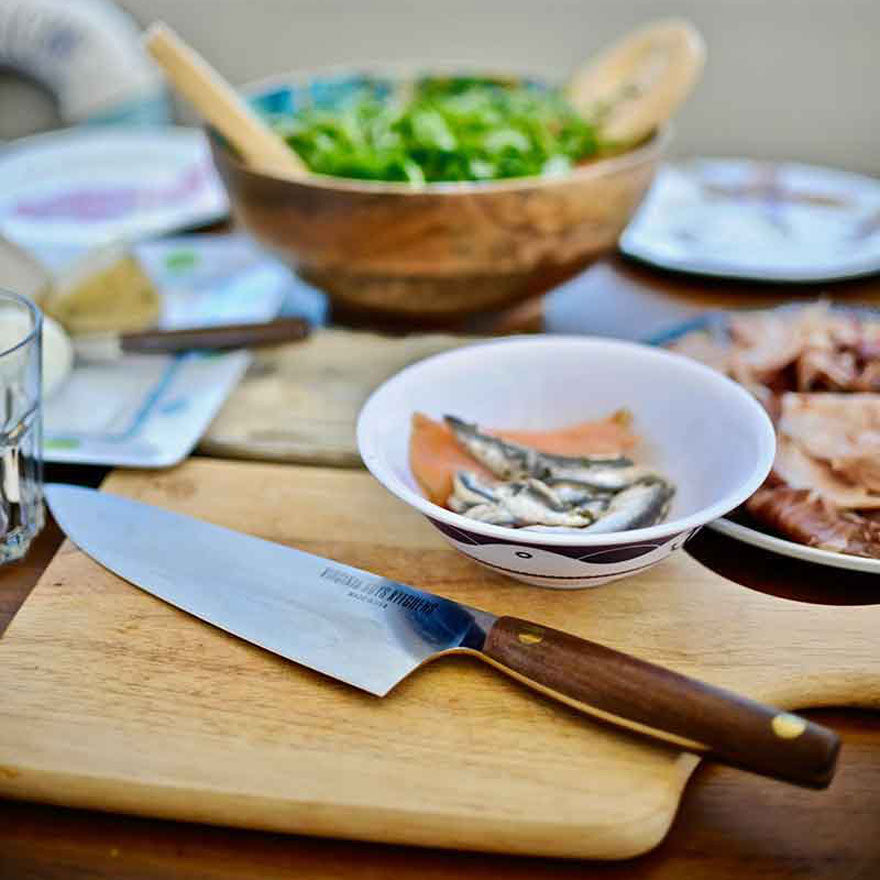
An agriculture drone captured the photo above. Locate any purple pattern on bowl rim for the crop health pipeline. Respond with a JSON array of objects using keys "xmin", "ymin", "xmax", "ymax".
[{"xmin": 428, "ymin": 516, "xmax": 689, "ymax": 562}]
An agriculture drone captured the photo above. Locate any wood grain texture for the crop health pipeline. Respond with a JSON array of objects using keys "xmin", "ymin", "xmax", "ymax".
[
  {"xmin": 0, "ymin": 458, "xmax": 877, "ymax": 860},
  {"xmin": 144, "ymin": 23, "xmax": 308, "ymax": 178},
  {"xmin": 211, "ymin": 133, "xmax": 661, "ymax": 319},
  {"xmin": 542, "ymin": 254, "xmax": 880, "ymax": 342},
  {"xmin": 481, "ymin": 617, "xmax": 839, "ymax": 788},
  {"xmin": 200, "ymin": 329, "xmax": 489, "ymax": 466}
]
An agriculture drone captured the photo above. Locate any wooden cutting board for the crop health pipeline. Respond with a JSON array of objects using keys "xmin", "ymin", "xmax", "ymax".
[
  {"xmin": 199, "ymin": 329, "xmax": 488, "ymax": 466},
  {"xmin": 0, "ymin": 459, "xmax": 877, "ymax": 860}
]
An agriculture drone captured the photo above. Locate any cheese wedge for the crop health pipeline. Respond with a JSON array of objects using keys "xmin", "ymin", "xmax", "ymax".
[{"xmin": 43, "ymin": 244, "xmax": 160, "ymax": 335}]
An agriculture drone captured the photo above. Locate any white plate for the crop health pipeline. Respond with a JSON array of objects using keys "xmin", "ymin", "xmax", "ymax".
[
  {"xmin": 621, "ymin": 158, "xmax": 880, "ymax": 282},
  {"xmin": 708, "ymin": 517, "xmax": 880, "ymax": 575},
  {"xmin": 44, "ymin": 351, "xmax": 249, "ymax": 468},
  {"xmin": 35, "ymin": 233, "xmax": 322, "ymax": 469},
  {"xmin": 0, "ymin": 127, "xmax": 228, "ymax": 248}
]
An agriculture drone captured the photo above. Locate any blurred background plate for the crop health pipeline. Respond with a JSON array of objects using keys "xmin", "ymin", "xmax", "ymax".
[
  {"xmin": 621, "ymin": 158, "xmax": 880, "ymax": 282},
  {"xmin": 0, "ymin": 127, "xmax": 228, "ymax": 249}
]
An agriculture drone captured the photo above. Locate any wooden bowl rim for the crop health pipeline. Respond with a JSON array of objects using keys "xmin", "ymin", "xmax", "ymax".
[{"xmin": 211, "ymin": 62, "xmax": 670, "ymax": 196}]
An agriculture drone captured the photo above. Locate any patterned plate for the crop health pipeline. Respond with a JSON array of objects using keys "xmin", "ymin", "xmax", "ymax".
[
  {"xmin": 622, "ymin": 158, "xmax": 880, "ymax": 282},
  {"xmin": 0, "ymin": 127, "xmax": 228, "ymax": 248}
]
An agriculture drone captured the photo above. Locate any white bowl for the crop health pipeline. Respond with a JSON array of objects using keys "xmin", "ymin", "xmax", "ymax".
[{"xmin": 357, "ymin": 336, "xmax": 775, "ymax": 588}]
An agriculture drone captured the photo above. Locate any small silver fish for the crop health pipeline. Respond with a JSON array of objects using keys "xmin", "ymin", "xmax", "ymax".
[
  {"xmin": 450, "ymin": 470, "xmax": 596, "ymax": 528},
  {"xmin": 575, "ymin": 496, "xmax": 613, "ymax": 520},
  {"xmin": 444, "ymin": 416, "xmax": 540, "ymax": 479},
  {"xmin": 496, "ymin": 481, "xmax": 595, "ymax": 527},
  {"xmin": 451, "ymin": 470, "xmax": 498, "ymax": 508},
  {"xmin": 445, "ymin": 415, "xmax": 653, "ymax": 490},
  {"xmin": 580, "ymin": 480, "xmax": 674, "ymax": 534},
  {"xmin": 460, "ymin": 502, "xmax": 518, "ymax": 527},
  {"xmin": 448, "ymin": 495, "xmax": 472, "ymax": 514},
  {"xmin": 543, "ymin": 478, "xmax": 612, "ymax": 508},
  {"xmin": 539, "ymin": 451, "xmax": 635, "ymax": 469},
  {"xmin": 540, "ymin": 460, "xmax": 659, "ymax": 491}
]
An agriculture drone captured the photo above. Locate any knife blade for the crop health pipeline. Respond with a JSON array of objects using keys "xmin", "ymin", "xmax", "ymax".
[
  {"xmin": 72, "ymin": 317, "xmax": 310, "ymax": 362},
  {"xmin": 46, "ymin": 483, "xmax": 840, "ymax": 789}
]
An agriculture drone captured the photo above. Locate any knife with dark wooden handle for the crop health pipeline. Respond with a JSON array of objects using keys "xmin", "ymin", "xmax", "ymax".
[
  {"xmin": 480, "ymin": 617, "xmax": 839, "ymax": 789},
  {"xmin": 73, "ymin": 317, "xmax": 310, "ymax": 361},
  {"xmin": 47, "ymin": 482, "xmax": 842, "ymax": 791}
]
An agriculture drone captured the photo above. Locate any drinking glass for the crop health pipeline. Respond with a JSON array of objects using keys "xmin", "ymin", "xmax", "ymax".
[{"xmin": 0, "ymin": 290, "xmax": 43, "ymax": 562}]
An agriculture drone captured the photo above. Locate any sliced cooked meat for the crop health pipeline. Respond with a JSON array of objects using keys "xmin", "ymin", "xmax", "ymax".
[
  {"xmin": 747, "ymin": 486, "xmax": 880, "ymax": 559},
  {"xmin": 668, "ymin": 330, "xmax": 730, "ymax": 373},
  {"xmin": 795, "ymin": 348, "xmax": 858, "ymax": 391},
  {"xmin": 856, "ymin": 320, "xmax": 880, "ymax": 361},
  {"xmin": 854, "ymin": 360, "xmax": 880, "ymax": 392},
  {"xmin": 728, "ymin": 312, "xmax": 804, "ymax": 386},
  {"xmin": 778, "ymin": 393, "xmax": 880, "ymax": 492},
  {"xmin": 772, "ymin": 435, "xmax": 880, "ymax": 509},
  {"xmin": 831, "ymin": 454, "xmax": 880, "ymax": 494},
  {"xmin": 669, "ymin": 303, "xmax": 880, "ymax": 560}
]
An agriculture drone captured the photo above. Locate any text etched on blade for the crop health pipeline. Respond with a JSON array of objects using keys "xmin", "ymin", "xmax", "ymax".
[{"xmin": 320, "ymin": 567, "xmax": 440, "ymax": 615}]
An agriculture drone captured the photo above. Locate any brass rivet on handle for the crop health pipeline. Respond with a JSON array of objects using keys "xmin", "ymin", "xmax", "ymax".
[
  {"xmin": 771, "ymin": 713, "xmax": 807, "ymax": 739},
  {"xmin": 517, "ymin": 631, "xmax": 543, "ymax": 646}
]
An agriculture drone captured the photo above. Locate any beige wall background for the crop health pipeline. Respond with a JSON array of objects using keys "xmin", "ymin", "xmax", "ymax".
[{"xmin": 2, "ymin": 0, "xmax": 878, "ymax": 174}]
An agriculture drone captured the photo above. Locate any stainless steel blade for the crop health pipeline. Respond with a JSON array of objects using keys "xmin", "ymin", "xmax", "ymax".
[{"xmin": 46, "ymin": 484, "xmax": 495, "ymax": 696}]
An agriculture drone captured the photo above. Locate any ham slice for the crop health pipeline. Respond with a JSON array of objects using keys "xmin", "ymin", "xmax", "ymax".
[{"xmin": 747, "ymin": 486, "xmax": 880, "ymax": 559}]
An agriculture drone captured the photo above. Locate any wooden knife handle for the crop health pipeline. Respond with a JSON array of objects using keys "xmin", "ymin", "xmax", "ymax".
[
  {"xmin": 481, "ymin": 616, "xmax": 840, "ymax": 789},
  {"xmin": 123, "ymin": 318, "xmax": 310, "ymax": 354}
]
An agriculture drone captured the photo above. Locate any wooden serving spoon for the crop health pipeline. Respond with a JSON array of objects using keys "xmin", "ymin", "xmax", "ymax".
[
  {"xmin": 567, "ymin": 18, "xmax": 706, "ymax": 144},
  {"xmin": 143, "ymin": 22, "xmax": 308, "ymax": 179}
]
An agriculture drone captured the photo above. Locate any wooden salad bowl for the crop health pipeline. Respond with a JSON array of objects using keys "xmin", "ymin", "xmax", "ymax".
[{"xmin": 209, "ymin": 70, "xmax": 667, "ymax": 322}]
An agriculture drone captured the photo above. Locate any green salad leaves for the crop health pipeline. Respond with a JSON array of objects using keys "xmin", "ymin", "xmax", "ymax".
[{"xmin": 270, "ymin": 77, "xmax": 601, "ymax": 184}]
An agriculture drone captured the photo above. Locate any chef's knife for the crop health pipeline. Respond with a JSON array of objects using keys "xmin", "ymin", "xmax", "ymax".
[
  {"xmin": 46, "ymin": 484, "xmax": 840, "ymax": 789},
  {"xmin": 72, "ymin": 317, "xmax": 310, "ymax": 362}
]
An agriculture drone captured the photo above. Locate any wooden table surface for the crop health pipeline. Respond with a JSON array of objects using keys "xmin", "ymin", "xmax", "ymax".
[{"xmin": 2, "ymin": 255, "xmax": 880, "ymax": 879}]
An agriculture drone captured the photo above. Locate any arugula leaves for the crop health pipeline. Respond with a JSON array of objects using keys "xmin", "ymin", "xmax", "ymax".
[{"xmin": 270, "ymin": 77, "xmax": 600, "ymax": 184}]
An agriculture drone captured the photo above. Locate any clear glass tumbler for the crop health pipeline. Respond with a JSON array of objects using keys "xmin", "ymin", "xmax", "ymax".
[{"xmin": 0, "ymin": 290, "xmax": 43, "ymax": 562}]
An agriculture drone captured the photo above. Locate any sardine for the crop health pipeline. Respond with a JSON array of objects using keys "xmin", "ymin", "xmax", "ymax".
[
  {"xmin": 495, "ymin": 480, "xmax": 595, "ymax": 527},
  {"xmin": 543, "ymin": 478, "xmax": 612, "ymax": 508},
  {"xmin": 450, "ymin": 470, "xmax": 596, "ymax": 528},
  {"xmin": 540, "ymin": 460, "xmax": 659, "ymax": 491},
  {"xmin": 445, "ymin": 415, "xmax": 654, "ymax": 490},
  {"xmin": 448, "ymin": 495, "xmax": 472, "ymax": 514},
  {"xmin": 451, "ymin": 470, "xmax": 498, "ymax": 508},
  {"xmin": 539, "ymin": 451, "xmax": 635, "ymax": 469},
  {"xmin": 444, "ymin": 416, "xmax": 541, "ymax": 479},
  {"xmin": 460, "ymin": 502, "xmax": 518, "ymax": 527},
  {"xmin": 580, "ymin": 480, "xmax": 674, "ymax": 534}
]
